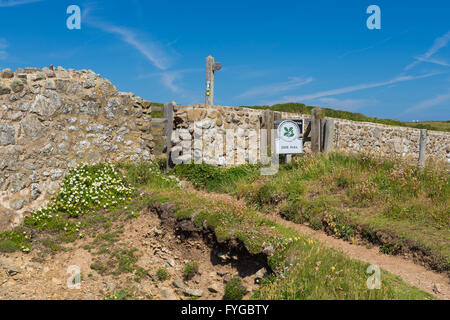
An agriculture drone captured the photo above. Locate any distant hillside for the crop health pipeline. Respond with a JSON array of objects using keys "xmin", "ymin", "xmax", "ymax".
[{"xmin": 240, "ymin": 102, "xmax": 450, "ymax": 132}]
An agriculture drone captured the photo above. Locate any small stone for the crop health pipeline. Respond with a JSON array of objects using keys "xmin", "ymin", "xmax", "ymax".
[
  {"xmin": 6, "ymin": 266, "xmax": 21, "ymax": 276},
  {"xmin": 159, "ymin": 287, "xmax": 177, "ymax": 300},
  {"xmin": 208, "ymin": 283, "xmax": 221, "ymax": 293},
  {"xmin": 217, "ymin": 252, "xmax": 229, "ymax": 262},
  {"xmin": 166, "ymin": 259, "xmax": 175, "ymax": 267},
  {"xmin": 10, "ymin": 198, "xmax": 25, "ymax": 210},
  {"xmin": 172, "ymin": 279, "xmax": 184, "ymax": 289},
  {"xmin": 183, "ymin": 288, "xmax": 203, "ymax": 297},
  {"xmin": 262, "ymin": 245, "xmax": 274, "ymax": 256},
  {"xmin": 104, "ymin": 282, "xmax": 116, "ymax": 292},
  {"xmin": 433, "ymin": 284, "xmax": 441, "ymax": 294}
]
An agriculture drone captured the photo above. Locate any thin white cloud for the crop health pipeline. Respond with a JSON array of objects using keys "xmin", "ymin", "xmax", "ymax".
[
  {"xmin": 138, "ymin": 68, "xmax": 200, "ymax": 93},
  {"xmin": 405, "ymin": 31, "xmax": 450, "ymax": 70},
  {"xmin": 414, "ymin": 56, "xmax": 449, "ymax": 67},
  {"xmin": 237, "ymin": 77, "xmax": 313, "ymax": 99},
  {"xmin": 84, "ymin": 7, "xmax": 172, "ymax": 70},
  {"xmin": 284, "ymin": 72, "xmax": 443, "ymax": 102},
  {"xmin": 0, "ymin": 0, "xmax": 42, "ymax": 7},
  {"xmin": 400, "ymin": 91, "xmax": 450, "ymax": 116},
  {"xmin": 339, "ymin": 37, "xmax": 393, "ymax": 58},
  {"xmin": 161, "ymin": 72, "xmax": 181, "ymax": 93}
]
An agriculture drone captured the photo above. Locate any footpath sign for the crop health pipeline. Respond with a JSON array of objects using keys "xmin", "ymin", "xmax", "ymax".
[{"xmin": 275, "ymin": 120, "xmax": 303, "ymax": 154}]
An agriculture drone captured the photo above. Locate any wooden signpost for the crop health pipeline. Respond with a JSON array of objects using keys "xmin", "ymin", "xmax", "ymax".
[{"xmin": 205, "ymin": 56, "xmax": 222, "ymax": 106}]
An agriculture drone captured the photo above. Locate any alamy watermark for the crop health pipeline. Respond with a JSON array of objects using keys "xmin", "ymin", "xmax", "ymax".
[
  {"xmin": 366, "ymin": 5, "xmax": 381, "ymax": 30},
  {"xmin": 366, "ymin": 264, "xmax": 381, "ymax": 289},
  {"xmin": 66, "ymin": 5, "xmax": 81, "ymax": 30},
  {"xmin": 66, "ymin": 265, "xmax": 81, "ymax": 289}
]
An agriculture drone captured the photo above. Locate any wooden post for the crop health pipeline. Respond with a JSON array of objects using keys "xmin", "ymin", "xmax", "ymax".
[
  {"xmin": 418, "ymin": 129, "xmax": 427, "ymax": 167},
  {"xmin": 323, "ymin": 119, "xmax": 335, "ymax": 154},
  {"xmin": 311, "ymin": 108, "xmax": 323, "ymax": 153},
  {"xmin": 164, "ymin": 101, "xmax": 175, "ymax": 169},
  {"xmin": 205, "ymin": 56, "xmax": 214, "ymax": 105},
  {"xmin": 264, "ymin": 110, "xmax": 274, "ymax": 158},
  {"xmin": 274, "ymin": 112, "xmax": 285, "ymax": 163}
]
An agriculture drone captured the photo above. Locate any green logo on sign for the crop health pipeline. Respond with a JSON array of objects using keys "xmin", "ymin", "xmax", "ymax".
[{"xmin": 284, "ymin": 126, "xmax": 294, "ymax": 138}]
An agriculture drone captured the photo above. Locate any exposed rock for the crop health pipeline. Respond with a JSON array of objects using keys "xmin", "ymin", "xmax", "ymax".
[
  {"xmin": 104, "ymin": 97, "xmax": 121, "ymax": 119},
  {"xmin": 1, "ymin": 69, "xmax": 14, "ymax": 79},
  {"xmin": 207, "ymin": 283, "xmax": 221, "ymax": 293},
  {"xmin": 30, "ymin": 91, "xmax": 62, "ymax": 118},
  {"xmin": 0, "ymin": 123, "xmax": 15, "ymax": 146},
  {"xmin": 21, "ymin": 116, "xmax": 45, "ymax": 141},
  {"xmin": 5, "ymin": 266, "xmax": 21, "ymax": 276},
  {"xmin": 172, "ymin": 279, "xmax": 184, "ymax": 289},
  {"xmin": 183, "ymin": 288, "xmax": 203, "ymax": 297},
  {"xmin": 159, "ymin": 287, "xmax": 177, "ymax": 300}
]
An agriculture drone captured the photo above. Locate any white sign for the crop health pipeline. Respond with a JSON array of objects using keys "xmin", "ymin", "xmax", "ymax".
[{"xmin": 275, "ymin": 120, "xmax": 303, "ymax": 154}]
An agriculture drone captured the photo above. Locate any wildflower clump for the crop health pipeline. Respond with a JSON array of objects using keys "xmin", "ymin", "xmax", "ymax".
[
  {"xmin": 32, "ymin": 163, "xmax": 134, "ymax": 220},
  {"xmin": 55, "ymin": 163, "xmax": 134, "ymax": 217},
  {"xmin": 24, "ymin": 163, "xmax": 134, "ymax": 237}
]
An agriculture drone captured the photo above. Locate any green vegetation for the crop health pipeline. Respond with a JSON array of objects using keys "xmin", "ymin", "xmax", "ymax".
[
  {"xmin": 224, "ymin": 278, "xmax": 246, "ymax": 300},
  {"xmin": 0, "ymin": 158, "xmax": 438, "ymax": 299},
  {"xmin": 151, "ymin": 102, "xmax": 164, "ymax": 118},
  {"xmin": 156, "ymin": 267, "xmax": 170, "ymax": 281},
  {"xmin": 172, "ymin": 153, "xmax": 449, "ymax": 273},
  {"xmin": 183, "ymin": 261, "xmax": 199, "ymax": 280},
  {"xmin": 241, "ymin": 102, "xmax": 450, "ymax": 132},
  {"xmin": 170, "ymin": 163, "xmax": 259, "ymax": 193},
  {"xmin": 134, "ymin": 160, "xmax": 434, "ymax": 299},
  {"xmin": 0, "ymin": 162, "xmax": 141, "ymax": 255}
]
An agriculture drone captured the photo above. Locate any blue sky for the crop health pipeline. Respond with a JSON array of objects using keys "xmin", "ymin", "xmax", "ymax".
[{"xmin": 0, "ymin": 0, "xmax": 449, "ymax": 121}]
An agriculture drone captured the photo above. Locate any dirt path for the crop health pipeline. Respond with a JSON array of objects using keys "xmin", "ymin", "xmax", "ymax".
[
  {"xmin": 198, "ymin": 189, "xmax": 450, "ymax": 300},
  {"xmin": 267, "ymin": 212, "xmax": 449, "ymax": 300}
]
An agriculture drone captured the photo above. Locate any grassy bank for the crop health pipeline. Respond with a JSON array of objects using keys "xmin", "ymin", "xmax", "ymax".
[
  {"xmin": 171, "ymin": 152, "xmax": 450, "ymax": 273},
  {"xmin": 241, "ymin": 103, "xmax": 450, "ymax": 132},
  {"xmin": 0, "ymin": 161, "xmax": 435, "ymax": 299}
]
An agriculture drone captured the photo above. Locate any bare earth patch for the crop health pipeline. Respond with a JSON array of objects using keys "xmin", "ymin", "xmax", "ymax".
[{"xmin": 0, "ymin": 200, "xmax": 266, "ymax": 300}]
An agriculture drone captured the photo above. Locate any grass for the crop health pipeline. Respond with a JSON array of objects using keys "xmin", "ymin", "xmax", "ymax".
[
  {"xmin": 241, "ymin": 102, "xmax": 450, "ymax": 132},
  {"xmin": 183, "ymin": 261, "xmax": 199, "ymax": 280},
  {"xmin": 224, "ymin": 277, "xmax": 246, "ymax": 300},
  {"xmin": 170, "ymin": 163, "xmax": 259, "ymax": 193},
  {"xmin": 171, "ymin": 153, "xmax": 449, "ymax": 273},
  {"xmin": 130, "ymin": 161, "xmax": 434, "ymax": 299},
  {"xmin": 0, "ymin": 159, "xmax": 438, "ymax": 299},
  {"xmin": 157, "ymin": 267, "xmax": 169, "ymax": 281}
]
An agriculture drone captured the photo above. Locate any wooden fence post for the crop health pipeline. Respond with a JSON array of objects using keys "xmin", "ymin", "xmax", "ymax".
[
  {"xmin": 323, "ymin": 119, "xmax": 335, "ymax": 154},
  {"xmin": 418, "ymin": 129, "xmax": 427, "ymax": 167},
  {"xmin": 263, "ymin": 110, "xmax": 274, "ymax": 158},
  {"xmin": 311, "ymin": 108, "xmax": 323, "ymax": 153},
  {"xmin": 274, "ymin": 112, "xmax": 286, "ymax": 163},
  {"xmin": 164, "ymin": 101, "xmax": 175, "ymax": 169}
]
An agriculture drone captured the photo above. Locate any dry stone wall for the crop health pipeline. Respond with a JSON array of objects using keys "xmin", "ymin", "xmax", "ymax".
[
  {"xmin": 172, "ymin": 105, "xmax": 262, "ymax": 165},
  {"xmin": 171, "ymin": 105, "xmax": 450, "ymax": 165},
  {"xmin": 0, "ymin": 66, "xmax": 154, "ymax": 230},
  {"xmin": 333, "ymin": 118, "xmax": 450, "ymax": 162}
]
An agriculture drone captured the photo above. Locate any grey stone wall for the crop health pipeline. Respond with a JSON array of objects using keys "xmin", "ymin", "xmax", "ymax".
[
  {"xmin": 0, "ymin": 67, "xmax": 154, "ymax": 230},
  {"xmin": 171, "ymin": 105, "xmax": 450, "ymax": 165}
]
